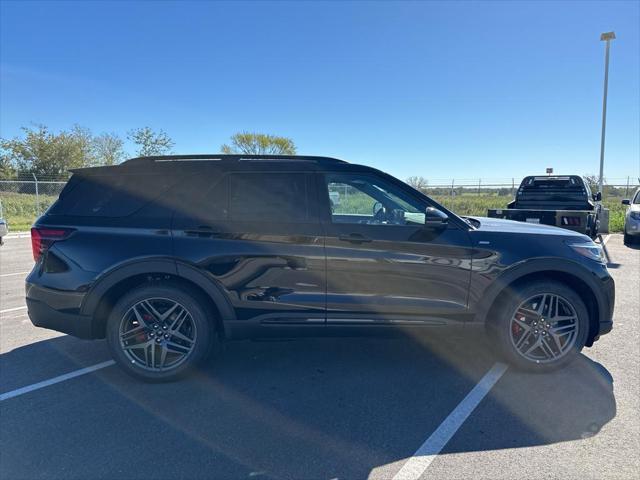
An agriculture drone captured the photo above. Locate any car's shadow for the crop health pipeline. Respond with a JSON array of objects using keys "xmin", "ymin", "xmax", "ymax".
[{"xmin": 0, "ymin": 331, "xmax": 616, "ymax": 480}]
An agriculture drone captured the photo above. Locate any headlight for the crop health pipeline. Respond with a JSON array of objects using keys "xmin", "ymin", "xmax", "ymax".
[
  {"xmin": 630, "ymin": 211, "xmax": 640, "ymax": 220},
  {"xmin": 567, "ymin": 241, "xmax": 606, "ymax": 263}
]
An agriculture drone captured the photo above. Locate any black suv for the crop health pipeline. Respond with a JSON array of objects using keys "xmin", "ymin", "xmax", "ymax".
[{"xmin": 26, "ymin": 155, "xmax": 614, "ymax": 381}]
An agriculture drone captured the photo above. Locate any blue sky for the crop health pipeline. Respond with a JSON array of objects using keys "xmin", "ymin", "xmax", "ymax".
[{"xmin": 1, "ymin": 0, "xmax": 638, "ymax": 182}]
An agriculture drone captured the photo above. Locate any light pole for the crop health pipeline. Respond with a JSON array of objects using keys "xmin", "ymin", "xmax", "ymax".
[{"xmin": 598, "ymin": 31, "xmax": 615, "ymax": 198}]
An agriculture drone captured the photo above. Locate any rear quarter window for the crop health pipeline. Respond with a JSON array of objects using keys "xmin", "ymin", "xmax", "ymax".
[{"xmin": 49, "ymin": 173, "xmax": 175, "ymax": 217}]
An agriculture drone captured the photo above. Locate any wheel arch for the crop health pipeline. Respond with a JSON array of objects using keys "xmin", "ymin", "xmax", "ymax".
[
  {"xmin": 476, "ymin": 259, "xmax": 605, "ymax": 346},
  {"xmin": 82, "ymin": 258, "xmax": 235, "ymax": 339}
]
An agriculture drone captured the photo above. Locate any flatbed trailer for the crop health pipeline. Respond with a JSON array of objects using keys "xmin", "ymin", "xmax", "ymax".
[
  {"xmin": 487, "ymin": 207, "xmax": 598, "ymax": 237},
  {"xmin": 487, "ymin": 175, "xmax": 601, "ymax": 238}
]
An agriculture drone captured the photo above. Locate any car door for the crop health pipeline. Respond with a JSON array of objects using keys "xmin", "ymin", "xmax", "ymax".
[
  {"xmin": 172, "ymin": 168, "xmax": 326, "ymax": 334},
  {"xmin": 320, "ymin": 171, "xmax": 474, "ymax": 326}
]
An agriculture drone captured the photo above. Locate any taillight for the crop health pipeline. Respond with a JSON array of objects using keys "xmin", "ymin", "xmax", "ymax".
[
  {"xmin": 31, "ymin": 227, "xmax": 73, "ymax": 262},
  {"xmin": 561, "ymin": 216, "xmax": 581, "ymax": 227}
]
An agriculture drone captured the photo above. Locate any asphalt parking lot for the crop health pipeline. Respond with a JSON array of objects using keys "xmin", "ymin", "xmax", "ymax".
[{"xmin": 1, "ymin": 235, "xmax": 638, "ymax": 480}]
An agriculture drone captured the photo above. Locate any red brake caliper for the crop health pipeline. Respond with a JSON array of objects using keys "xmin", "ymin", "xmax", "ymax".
[
  {"xmin": 136, "ymin": 314, "xmax": 153, "ymax": 343},
  {"xmin": 512, "ymin": 313, "xmax": 524, "ymax": 336}
]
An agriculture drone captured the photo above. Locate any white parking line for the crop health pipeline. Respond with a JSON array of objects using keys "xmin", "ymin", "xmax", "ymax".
[
  {"xmin": 3, "ymin": 232, "xmax": 31, "ymax": 239},
  {"xmin": 0, "ymin": 360, "xmax": 116, "ymax": 402},
  {"xmin": 602, "ymin": 234, "xmax": 611, "ymax": 245},
  {"xmin": 0, "ymin": 271, "xmax": 30, "ymax": 278},
  {"xmin": 392, "ymin": 362, "xmax": 508, "ymax": 480},
  {"xmin": 0, "ymin": 305, "xmax": 27, "ymax": 314}
]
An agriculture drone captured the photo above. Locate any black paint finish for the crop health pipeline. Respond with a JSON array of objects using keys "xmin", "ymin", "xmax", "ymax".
[{"xmin": 25, "ymin": 155, "xmax": 614, "ymax": 345}]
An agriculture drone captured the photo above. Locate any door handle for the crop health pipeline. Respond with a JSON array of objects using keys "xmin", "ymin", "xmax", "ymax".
[
  {"xmin": 338, "ymin": 233, "xmax": 372, "ymax": 244},
  {"xmin": 184, "ymin": 226, "xmax": 222, "ymax": 237}
]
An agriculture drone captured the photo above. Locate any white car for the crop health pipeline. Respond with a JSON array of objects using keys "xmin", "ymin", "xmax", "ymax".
[
  {"xmin": 0, "ymin": 218, "xmax": 7, "ymax": 246},
  {"xmin": 622, "ymin": 187, "xmax": 640, "ymax": 245},
  {"xmin": 0, "ymin": 199, "xmax": 6, "ymax": 245}
]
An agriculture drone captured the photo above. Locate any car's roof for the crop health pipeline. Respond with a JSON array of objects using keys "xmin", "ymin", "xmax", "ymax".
[
  {"xmin": 124, "ymin": 153, "xmax": 347, "ymax": 165},
  {"xmin": 72, "ymin": 154, "xmax": 378, "ymax": 175}
]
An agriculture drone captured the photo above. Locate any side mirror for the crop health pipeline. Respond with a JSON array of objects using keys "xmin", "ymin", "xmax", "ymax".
[
  {"xmin": 424, "ymin": 206, "xmax": 448, "ymax": 228},
  {"xmin": 593, "ymin": 192, "xmax": 602, "ymax": 202},
  {"xmin": 622, "ymin": 199, "xmax": 631, "ymax": 206}
]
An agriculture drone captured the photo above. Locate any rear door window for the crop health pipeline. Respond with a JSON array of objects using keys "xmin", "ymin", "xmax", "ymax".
[
  {"xmin": 171, "ymin": 174, "xmax": 228, "ymax": 223},
  {"xmin": 228, "ymin": 173, "xmax": 311, "ymax": 222}
]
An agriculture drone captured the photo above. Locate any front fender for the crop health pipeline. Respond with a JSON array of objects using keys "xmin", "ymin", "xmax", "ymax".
[{"xmin": 473, "ymin": 257, "xmax": 613, "ymax": 330}]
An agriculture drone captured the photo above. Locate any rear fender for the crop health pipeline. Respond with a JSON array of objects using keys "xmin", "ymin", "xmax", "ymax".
[{"xmin": 80, "ymin": 257, "xmax": 236, "ymax": 322}]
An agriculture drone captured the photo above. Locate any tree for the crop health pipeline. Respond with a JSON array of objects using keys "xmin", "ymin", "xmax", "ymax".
[
  {"xmin": 127, "ymin": 127, "xmax": 174, "ymax": 157},
  {"xmin": 583, "ymin": 174, "xmax": 602, "ymax": 193},
  {"xmin": 221, "ymin": 132, "xmax": 296, "ymax": 155},
  {"xmin": 406, "ymin": 176, "xmax": 429, "ymax": 192},
  {"xmin": 0, "ymin": 155, "xmax": 16, "ymax": 178},
  {"xmin": 0, "ymin": 125, "xmax": 93, "ymax": 178},
  {"xmin": 92, "ymin": 133, "xmax": 126, "ymax": 165}
]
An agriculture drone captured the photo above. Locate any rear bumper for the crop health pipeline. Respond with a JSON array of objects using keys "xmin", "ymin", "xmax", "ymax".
[
  {"xmin": 26, "ymin": 282, "xmax": 94, "ymax": 339},
  {"xmin": 27, "ymin": 298, "xmax": 94, "ymax": 339}
]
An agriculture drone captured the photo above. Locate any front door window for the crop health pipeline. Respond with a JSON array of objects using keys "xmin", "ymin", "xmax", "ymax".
[{"xmin": 326, "ymin": 174, "xmax": 425, "ymax": 226}]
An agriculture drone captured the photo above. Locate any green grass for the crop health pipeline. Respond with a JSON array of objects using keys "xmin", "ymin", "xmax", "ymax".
[
  {"xmin": 0, "ymin": 191, "xmax": 627, "ymax": 233},
  {"xmin": 0, "ymin": 192, "xmax": 59, "ymax": 231}
]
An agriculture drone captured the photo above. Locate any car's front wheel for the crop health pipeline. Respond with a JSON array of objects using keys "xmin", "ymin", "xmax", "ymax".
[
  {"xmin": 490, "ymin": 280, "xmax": 589, "ymax": 372},
  {"xmin": 106, "ymin": 283, "xmax": 216, "ymax": 382},
  {"xmin": 624, "ymin": 232, "xmax": 635, "ymax": 246}
]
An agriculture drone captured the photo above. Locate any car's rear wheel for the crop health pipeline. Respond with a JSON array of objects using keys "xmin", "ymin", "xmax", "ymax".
[
  {"xmin": 106, "ymin": 283, "xmax": 216, "ymax": 382},
  {"xmin": 490, "ymin": 280, "xmax": 589, "ymax": 372}
]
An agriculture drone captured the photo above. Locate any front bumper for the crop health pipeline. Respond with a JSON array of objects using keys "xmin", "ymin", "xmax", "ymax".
[
  {"xmin": 26, "ymin": 282, "xmax": 94, "ymax": 339},
  {"xmin": 625, "ymin": 216, "xmax": 640, "ymax": 235},
  {"xmin": 590, "ymin": 274, "xmax": 615, "ymax": 344}
]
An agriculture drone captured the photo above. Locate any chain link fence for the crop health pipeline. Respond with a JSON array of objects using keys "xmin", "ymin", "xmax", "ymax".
[
  {"xmin": 413, "ymin": 177, "xmax": 639, "ymax": 197},
  {"xmin": 1, "ymin": 175, "xmax": 638, "ymax": 233},
  {"xmin": 0, "ymin": 177, "xmax": 67, "ymax": 231}
]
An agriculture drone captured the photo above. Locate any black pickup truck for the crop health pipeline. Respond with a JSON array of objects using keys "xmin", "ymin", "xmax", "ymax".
[{"xmin": 488, "ymin": 175, "xmax": 601, "ymax": 238}]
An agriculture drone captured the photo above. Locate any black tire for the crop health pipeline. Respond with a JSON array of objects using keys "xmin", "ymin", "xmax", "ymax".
[
  {"xmin": 624, "ymin": 232, "xmax": 634, "ymax": 246},
  {"xmin": 488, "ymin": 280, "xmax": 590, "ymax": 372},
  {"xmin": 106, "ymin": 282, "xmax": 217, "ymax": 382}
]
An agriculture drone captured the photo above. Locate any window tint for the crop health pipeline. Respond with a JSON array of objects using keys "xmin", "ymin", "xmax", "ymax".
[
  {"xmin": 633, "ymin": 190, "xmax": 640, "ymax": 205},
  {"xmin": 326, "ymin": 174, "xmax": 425, "ymax": 226},
  {"xmin": 171, "ymin": 174, "xmax": 228, "ymax": 222},
  {"xmin": 50, "ymin": 174, "xmax": 174, "ymax": 217},
  {"xmin": 229, "ymin": 173, "xmax": 309, "ymax": 222}
]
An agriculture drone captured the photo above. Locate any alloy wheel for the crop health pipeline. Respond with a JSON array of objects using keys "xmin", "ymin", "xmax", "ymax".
[
  {"xmin": 119, "ymin": 298, "xmax": 197, "ymax": 372},
  {"xmin": 509, "ymin": 293, "xmax": 579, "ymax": 364}
]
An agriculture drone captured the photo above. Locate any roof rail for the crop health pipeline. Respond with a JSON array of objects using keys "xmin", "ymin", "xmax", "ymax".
[{"xmin": 123, "ymin": 154, "xmax": 347, "ymax": 165}]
